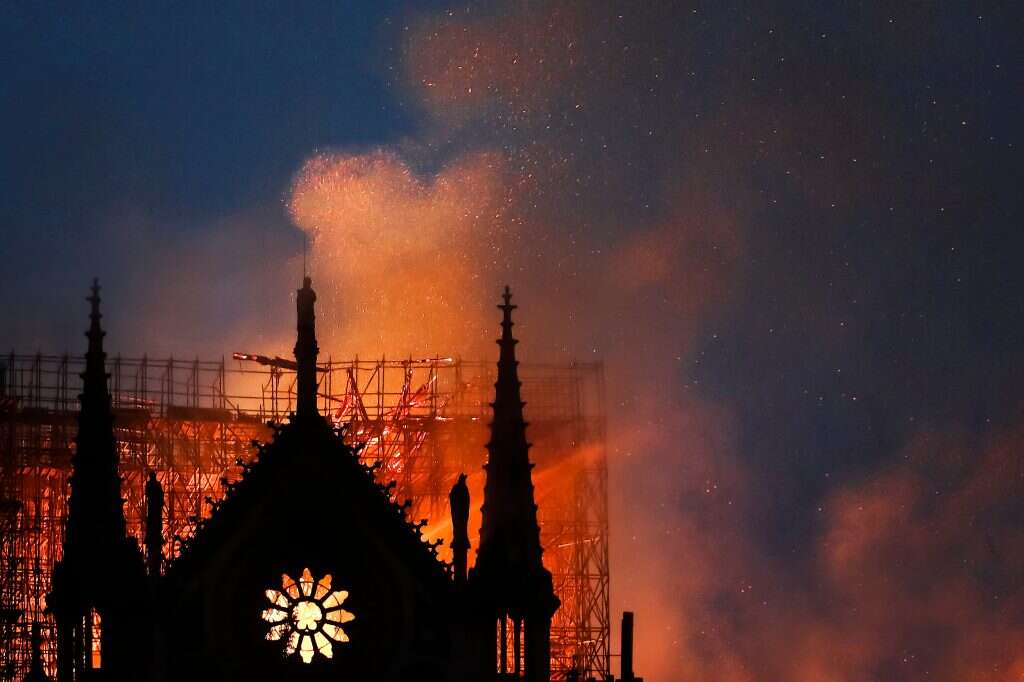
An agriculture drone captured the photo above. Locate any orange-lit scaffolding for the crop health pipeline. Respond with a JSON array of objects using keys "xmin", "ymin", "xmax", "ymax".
[{"xmin": 0, "ymin": 353, "xmax": 609, "ymax": 680}]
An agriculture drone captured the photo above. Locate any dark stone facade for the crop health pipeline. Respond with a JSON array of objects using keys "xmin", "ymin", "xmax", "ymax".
[{"xmin": 45, "ymin": 278, "xmax": 558, "ymax": 682}]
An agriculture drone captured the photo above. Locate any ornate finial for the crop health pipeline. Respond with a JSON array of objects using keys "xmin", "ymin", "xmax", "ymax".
[
  {"xmin": 493, "ymin": 285, "xmax": 523, "ymax": 405},
  {"xmin": 497, "ymin": 285, "xmax": 519, "ymax": 360},
  {"xmin": 294, "ymin": 277, "xmax": 319, "ymax": 418},
  {"xmin": 80, "ymin": 279, "xmax": 110, "ymax": 399},
  {"xmin": 88, "ymin": 278, "xmax": 100, "ymax": 310},
  {"xmin": 86, "ymin": 278, "xmax": 105, "ymax": 356},
  {"xmin": 499, "ymin": 285, "xmax": 516, "ymax": 327}
]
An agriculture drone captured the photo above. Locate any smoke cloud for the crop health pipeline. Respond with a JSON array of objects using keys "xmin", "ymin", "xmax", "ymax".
[
  {"xmin": 4, "ymin": 2, "xmax": 1017, "ymax": 680},
  {"xmin": 281, "ymin": 2, "xmax": 1022, "ymax": 680}
]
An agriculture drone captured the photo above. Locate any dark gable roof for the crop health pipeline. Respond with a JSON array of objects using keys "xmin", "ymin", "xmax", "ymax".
[{"xmin": 165, "ymin": 414, "xmax": 451, "ymax": 588}]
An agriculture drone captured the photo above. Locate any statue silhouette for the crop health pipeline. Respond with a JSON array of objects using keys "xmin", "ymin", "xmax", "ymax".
[
  {"xmin": 448, "ymin": 473, "xmax": 470, "ymax": 585},
  {"xmin": 145, "ymin": 472, "xmax": 164, "ymax": 577}
]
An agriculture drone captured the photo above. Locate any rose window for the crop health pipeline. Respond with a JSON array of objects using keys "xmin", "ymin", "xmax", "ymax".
[{"xmin": 261, "ymin": 568, "xmax": 355, "ymax": 663}]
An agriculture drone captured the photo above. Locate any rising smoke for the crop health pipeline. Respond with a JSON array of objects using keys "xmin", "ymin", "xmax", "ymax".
[
  {"xmin": 283, "ymin": 2, "xmax": 1024, "ymax": 679},
  {"xmin": 4, "ymin": 1, "xmax": 1017, "ymax": 679}
]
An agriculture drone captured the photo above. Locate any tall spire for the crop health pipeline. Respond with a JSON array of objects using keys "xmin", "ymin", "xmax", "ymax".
[
  {"xmin": 471, "ymin": 286, "xmax": 558, "ymax": 682},
  {"xmin": 474, "ymin": 286, "xmax": 553, "ymax": 592},
  {"xmin": 59, "ymin": 280, "xmax": 129, "ymax": 565},
  {"xmin": 294, "ymin": 276, "xmax": 319, "ymax": 418},
  {"xmin": 66, "ymin": 279, "xmax": 127, "ymax": 548},
  {"xmin": 476, "ymin": 285, "xmax": 539, "ymax": 572},
  {"xmin": 50, "ymin": 281, "xmax": 145, "ymax": 682}
]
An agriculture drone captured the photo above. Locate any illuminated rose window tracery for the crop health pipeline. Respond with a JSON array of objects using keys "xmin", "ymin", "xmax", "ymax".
[{"xmin": 261, "ymin": 568, "xmax": 355, "ymax": 663}]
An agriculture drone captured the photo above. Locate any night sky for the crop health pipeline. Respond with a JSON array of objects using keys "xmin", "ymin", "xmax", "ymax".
[{"xmin": 2, "ymin": 2, "xmax": 1022, "ymax": 679}]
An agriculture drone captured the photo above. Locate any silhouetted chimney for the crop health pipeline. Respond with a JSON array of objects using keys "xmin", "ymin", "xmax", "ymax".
[
  {"xmin": 49, "ymin": 280, "xmax": 145, "ymax": 682},
  {"xmin": 620, "ymin": 611, "xmax": 643, "ymax": 682}
]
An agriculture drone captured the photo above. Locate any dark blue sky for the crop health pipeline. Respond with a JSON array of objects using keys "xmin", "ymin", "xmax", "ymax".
[
  {"xmin": 3, "ymin": 2, "xmax": 416, "ymax": 216},
  {"xmin": 1, "ymin": 1, "xmax": 439, "ymax": 347},
  {"xmin": 2, "ymin": 3, "xmax": 1022, "ymax": 678}
]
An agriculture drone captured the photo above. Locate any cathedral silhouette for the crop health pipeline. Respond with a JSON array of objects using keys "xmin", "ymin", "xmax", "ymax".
[{"xmin": 44, "ymin": 278, "xmax": 559, "ymax": 682}]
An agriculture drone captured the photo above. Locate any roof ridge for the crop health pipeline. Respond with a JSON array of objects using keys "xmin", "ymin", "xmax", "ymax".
[{"xmin": 166, "ymin": 417, "xmax": 450, "ymax": 585}]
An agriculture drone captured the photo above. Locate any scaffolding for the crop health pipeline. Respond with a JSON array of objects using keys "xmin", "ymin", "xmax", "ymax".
[{"xmin": 0, "ymin": 352, "xmax": 609, "ymax": 680}]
